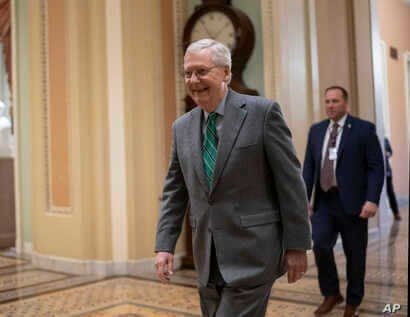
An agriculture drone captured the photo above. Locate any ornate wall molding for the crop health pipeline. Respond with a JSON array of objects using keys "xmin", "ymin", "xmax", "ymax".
[
  {"xmin": 40, "ymin": 0, "xmax": 72, "ymax": 215},
  {"xmin": 172, "ymin": 0, "xmax": 187, "ymax": 117}
]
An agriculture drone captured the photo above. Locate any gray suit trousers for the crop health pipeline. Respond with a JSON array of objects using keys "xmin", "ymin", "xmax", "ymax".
[
  {"xmin": 198, "ymin": 281, "xmax": 274, "ymax": 317},
  {"xmin": 198, "ymin": 239, "xmax": 274, "ymax": 317}
]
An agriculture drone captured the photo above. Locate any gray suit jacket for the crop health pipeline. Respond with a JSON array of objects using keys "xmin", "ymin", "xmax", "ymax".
[{"xmin": 155, "ymin": 90, "xmax": 311, "ymax": 287}]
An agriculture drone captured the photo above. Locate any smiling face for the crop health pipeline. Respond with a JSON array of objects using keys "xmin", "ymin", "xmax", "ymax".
[
  {"xmin": 183, "ymin": 48, "xmax": 230, "ymax": 112},
  {"xmin": 324, "ymin": 88, "xmax": 349, "ymax": 121}
]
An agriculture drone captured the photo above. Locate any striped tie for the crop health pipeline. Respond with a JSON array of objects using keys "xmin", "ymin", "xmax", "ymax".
[
  {"xmin": 320, "ymin": 123, "xmax": 339, "ymax": 192},
  {"xmin": 203, "ymin": 112, "xmax": 218, "ymax": 188}
]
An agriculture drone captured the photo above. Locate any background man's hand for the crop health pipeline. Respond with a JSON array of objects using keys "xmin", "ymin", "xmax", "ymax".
[
  {"xmin": 308, "ymin": 202, "xmax": 313, "ymax": 218},
  {"xmin": 155, "ymin": 252, "xmax": 174, "ymax": 283},
  {"xmin": 285, "ymin": 250, "xmax": 308, "ymax": 283},
  {"xmin": 359, "ymin": 201, "xmax": 378, "ymax": 218}
]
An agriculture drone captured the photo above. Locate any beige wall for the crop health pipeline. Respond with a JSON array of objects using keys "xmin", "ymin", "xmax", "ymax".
[
  {"xmin": 26, "ymin": 0, "xmax": 183, "ymax": 264},
  {"xmin": 377, "ymin": 0, "xmax": 410, "ymax": 197},
  {"xmin": 121, "ymin": 0, "xmax": 185, "ymax": 260},
  {"xmin": 315, "ymin": 0, "xmax": 357, "ymax": 115},
  {"xmin": 268, "ymin": 0, "xmax": 315, "ymax": 159},
  {"xmin": 122, "ymin": 0, "xmax": 165, "ymax": 259},
  {"xmin": 160, "ymin": 0, "xmax": 186, "ymax": 254},
  {"xmin": 29, "ymin": 0, "xmax": 112, "ymax": 260}
]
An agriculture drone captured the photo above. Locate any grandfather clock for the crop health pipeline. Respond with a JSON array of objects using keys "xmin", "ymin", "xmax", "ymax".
[{"xmin": 181, "ymin": 0, "xmax": 258, "ymax": 268}]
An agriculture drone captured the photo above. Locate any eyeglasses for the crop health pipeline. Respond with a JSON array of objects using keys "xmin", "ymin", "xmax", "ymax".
[{"xmin": 182, "ymin": 66, "xmax": 219, "ymax": 79}]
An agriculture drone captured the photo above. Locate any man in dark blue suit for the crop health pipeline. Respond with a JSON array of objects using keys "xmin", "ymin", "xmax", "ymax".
[
  {"xmin": 384, "ymin": 137, "xmax": 401, "ymax": 221},
  {"xmin": 303, "ymin": 86, "xmax": 384, "ymax": 317}
]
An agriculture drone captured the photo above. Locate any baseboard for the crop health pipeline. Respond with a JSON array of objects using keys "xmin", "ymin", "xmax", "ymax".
[
  {"xmin": 19, "ymin": 242, "xmax": 34, "ymax": 260},
  {"xmin": 23, "ymin": 242, "xmax": 33, "ymax": 254},
  {"xmin": 29, "ymin": 251, "xmax": 186, "ymax": 276}
]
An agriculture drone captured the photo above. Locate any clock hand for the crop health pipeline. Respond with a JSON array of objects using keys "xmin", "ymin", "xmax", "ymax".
[
  {"xmin": 213, "ymin": 22, "xmax": 231, "ymax": 40},
  {"xmin": 199, "ymin": 19, "xmax": 213, "ymax": 38}
]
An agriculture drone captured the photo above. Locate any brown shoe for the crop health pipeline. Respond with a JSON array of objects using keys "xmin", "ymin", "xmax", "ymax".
[
  {"xmin": 394, "ymin": 214, "xmax": 402, "ymax": 221},
  {"xmin": 314, "ymin": 294, "xmax": 344, "ymax": 315},
  {"xmin": 344, "ymin": 304, "xmax": 359, "ymax": 317}
]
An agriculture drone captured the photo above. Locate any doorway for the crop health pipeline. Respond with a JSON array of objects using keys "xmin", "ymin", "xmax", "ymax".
[{"xmin": 0, "ymin": 0, "xmax": 15, "ymax": 250}]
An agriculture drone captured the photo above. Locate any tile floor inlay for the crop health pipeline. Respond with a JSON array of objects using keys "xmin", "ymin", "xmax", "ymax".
[
  {"xmin": 0, "ymin": 256, "xmax": 25, "ymax": 269},
  {"xmin": 0, "ymin": 206, "xmax": 407, "ymax": 316},
  {"xmin": 0, "ymin": 270, "xmax": 68, "ymax": 292}
]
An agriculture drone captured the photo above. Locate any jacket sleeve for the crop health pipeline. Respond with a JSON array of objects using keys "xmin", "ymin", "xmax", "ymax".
[
  {"xmin": 263, "ymin": 102, "xmax": 312, "ymax": 251},
  {"xmin": 155, "ymin": 123, "xmax": 189, "ymax": 253},
  {"xmin": 302, "ymin": 127, "xmax": 315, "ymax": 201},
  {"xmin": 365, "ymin": 124, "xmax": 385, "ymax": 204}
]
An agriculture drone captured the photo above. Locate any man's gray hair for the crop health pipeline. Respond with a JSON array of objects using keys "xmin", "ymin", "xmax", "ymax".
[{"xmin": 185, "ymin": 39, "xmax": 232, "ymax": 70}]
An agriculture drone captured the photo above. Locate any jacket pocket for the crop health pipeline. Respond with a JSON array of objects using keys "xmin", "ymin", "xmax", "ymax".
[
  {"xmin": 240, "ymin": 211, "xmax": 280, "ymax": 228},
  {"xmin": 235, "ymin": 142, "xmax": 258, "ymax": 150}
]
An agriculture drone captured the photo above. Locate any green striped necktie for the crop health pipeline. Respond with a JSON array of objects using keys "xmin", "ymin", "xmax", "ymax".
[{"xmin": 203, "ymin": 112, "xmax": 218, "ymax": 188}]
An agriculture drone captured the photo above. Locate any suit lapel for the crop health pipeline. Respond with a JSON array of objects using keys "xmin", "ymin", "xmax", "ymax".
[
  {"xmin": 337, "ymin": 115, "xmax": 353, "ymax": 162},
  {"xmin": 211, "ymin": 90, "xmax": 247, "ymax": 193},
  {"xmin": 189, "ymin": 107, "xmax": 209, "ymax": 194}
]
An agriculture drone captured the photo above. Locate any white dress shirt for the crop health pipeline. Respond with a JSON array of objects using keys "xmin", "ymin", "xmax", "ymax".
[
  {"xmin": 202, "ymin": 92, "xmax": 228, "ymax": 138},
  {"xmin": 321, "ymin": 114, "xmax": 348, "ymax": 186}
]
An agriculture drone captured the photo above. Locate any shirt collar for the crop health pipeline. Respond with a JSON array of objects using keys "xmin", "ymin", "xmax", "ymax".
[
  {"xmin": 329, "ymin": 114, "xmax": 348, "ymax": 129},
  {"xmin": 203, "ymin": 92, "xmax": 228, "ymax": 121}
]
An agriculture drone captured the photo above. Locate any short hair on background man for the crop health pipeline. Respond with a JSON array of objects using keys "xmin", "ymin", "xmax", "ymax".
[
  {"xmin": 325, "ymin": 86, "xmax": 349, "ymax": 101},
  {"xmin": 185, "ymin": 38, "xmax": 232, "ymax": 70}
]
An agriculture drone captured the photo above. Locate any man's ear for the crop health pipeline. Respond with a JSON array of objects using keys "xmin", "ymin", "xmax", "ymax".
[{"xmin": 223, "ymin": 67, "xmax": 231, "ymax": 82}]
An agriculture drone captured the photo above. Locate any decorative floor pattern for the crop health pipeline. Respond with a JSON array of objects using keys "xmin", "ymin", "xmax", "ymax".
[
  {"xmin": 85, "ymin": 303, "xmax": 198, "ymax": 317},
  {"xmin": 0, "ymin": 278, "xmax": 201, "ymax": 317},
  {"xmin": 0, "ymin": 206, "xmax": 407, "ymax": 316}
]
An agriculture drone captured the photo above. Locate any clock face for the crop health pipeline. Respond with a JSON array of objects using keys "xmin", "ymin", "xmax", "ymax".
[{"xmin": 190, "ymin": 11, "xmax": 237, "ymax": 52}]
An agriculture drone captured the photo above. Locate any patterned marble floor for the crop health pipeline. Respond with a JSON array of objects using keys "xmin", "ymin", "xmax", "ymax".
[{"xmin": 0, "ymin": 206, "xmax": 407, "ymax": 316}]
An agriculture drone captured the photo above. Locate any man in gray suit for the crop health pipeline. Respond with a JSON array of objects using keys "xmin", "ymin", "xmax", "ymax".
[{"xmin": 155, "ymin": 39, "xmax": 311, "ymax": 316}]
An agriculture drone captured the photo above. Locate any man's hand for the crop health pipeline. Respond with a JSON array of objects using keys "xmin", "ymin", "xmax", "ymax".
[
  {"xmin": 308, "ymin": 202, "xmax": 313, "ymax": 218},
  {"xmin": 155, "ymin": 252, "xmax": 174, "ymax": 283},
  {"xmin": 359, "ymin": 201, "xmax": 378, "ymax": 218},
  {"xmin": 285, "ymin": 250, "xmax": 308, "ymax": 283}
]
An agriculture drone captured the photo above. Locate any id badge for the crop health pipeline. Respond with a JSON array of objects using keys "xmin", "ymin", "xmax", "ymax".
[{"xmin": 329, "ymin": 148, "xmax": 337, "ymax": 160}]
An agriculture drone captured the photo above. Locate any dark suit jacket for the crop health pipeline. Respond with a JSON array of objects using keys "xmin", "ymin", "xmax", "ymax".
[
  {"xmin": 303, "ymin": 115, "xmax": 384, "ymax": 215},
  {"xmin": 384, "ymin": 137, "xmax": 392, "ymax": 177},
  {"xmin": 155, "ymin": 90, "xmax": 311, "ymax": 287}
]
